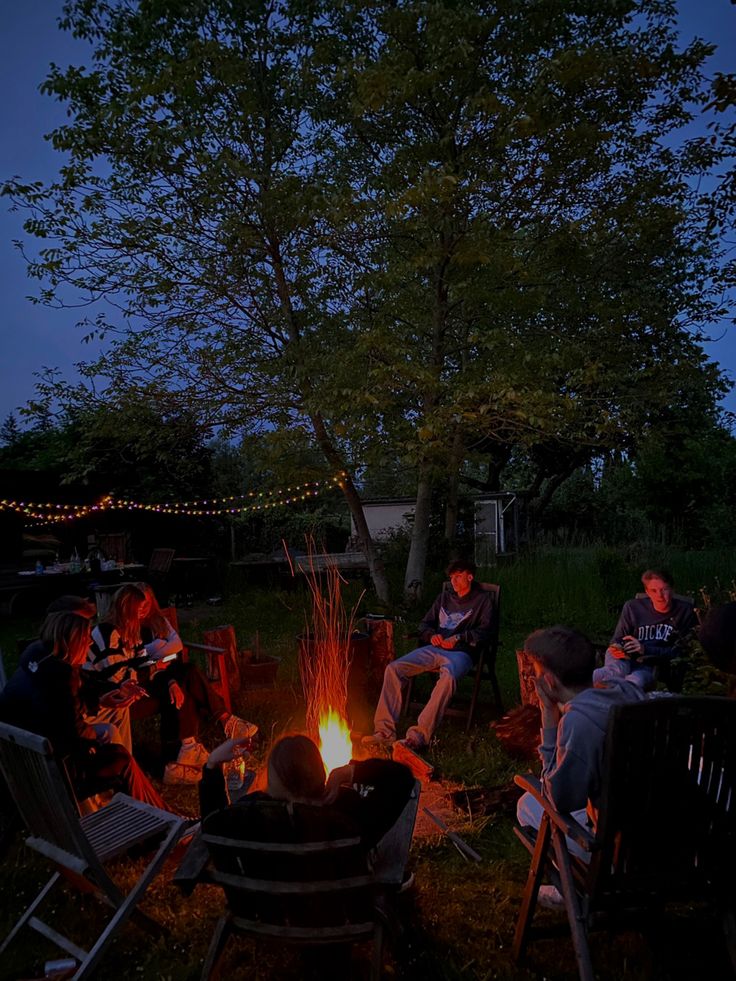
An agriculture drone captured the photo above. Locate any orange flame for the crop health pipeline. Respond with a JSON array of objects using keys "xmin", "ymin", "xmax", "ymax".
[{"xmin": 318, "ymin": 707, "xmax": 352, "ymax": 774}]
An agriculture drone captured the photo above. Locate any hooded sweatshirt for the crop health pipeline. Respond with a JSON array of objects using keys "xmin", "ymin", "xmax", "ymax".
[
  {"xmin": 418, "ymin": 582, "xmax": 493, "ymax": 662},
  {"xmin": 539, "ymin": 679, "xmax": 647, "ymax": 814},
  {"xmin": 610, "ymin": 596, "xmax": 697, "ymax": 660}
]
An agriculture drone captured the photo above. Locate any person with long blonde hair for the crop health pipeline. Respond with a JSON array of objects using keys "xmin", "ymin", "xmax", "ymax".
[
  {"xmin": 0, "ymin": 611, "xmax": 168, "ymax": 809},
  {"xmin": 84, "ymin": 583, "xmax": 257, "ymax": 784}
]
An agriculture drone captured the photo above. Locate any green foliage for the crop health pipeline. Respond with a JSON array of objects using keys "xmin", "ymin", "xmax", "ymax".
[
  {"xmin": 2, "ymin": 0, "xmax": 732, "ymax": 597},
  {"xmin": 0, "ymin": 398, "xmax": 214, "ymax": 498},
  {"xmin": 0, "ymin": 414, "xmax": 21, "ymax": 448},
  {"xmin": 529, "ymin": 409, "xmax": 736, "ymax": 548}
]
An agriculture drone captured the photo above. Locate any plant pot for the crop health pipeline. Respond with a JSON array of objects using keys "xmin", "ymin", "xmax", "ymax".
[{"xmin": 239, "ymin": 654, "xmax": 280, "ymax": 689}]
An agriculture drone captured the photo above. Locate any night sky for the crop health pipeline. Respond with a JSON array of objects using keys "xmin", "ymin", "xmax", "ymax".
[{"xmin": 1, "ymin": 1, "xmax": 734, "ymax": 424}]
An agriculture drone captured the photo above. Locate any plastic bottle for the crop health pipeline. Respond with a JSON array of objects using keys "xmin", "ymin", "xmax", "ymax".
[
  {"xmin": 71, "ymin": 548, "xmax": 81, "ymax": 573},
  {"xmin": 35, "ymin": 559, "xmax": 44, "ymax": 575}
]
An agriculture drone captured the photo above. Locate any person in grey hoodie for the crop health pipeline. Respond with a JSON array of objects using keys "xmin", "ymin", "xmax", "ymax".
[
  {"xmin": 363, "ymin": 558, "xmax": 493, "ymax": 752},
  {"xmin": 516, "ymin": 625, "xmax": 647, "ymax": 870}
]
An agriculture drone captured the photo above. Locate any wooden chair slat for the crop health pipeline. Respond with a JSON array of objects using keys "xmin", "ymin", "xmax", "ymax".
[
  {"xmin": 513, "ymin": 696, "xmax": 736, "ymax": 979},
  {"xmin": 0, "ymin": 721, "xmax": 185, "ymax": 978}
]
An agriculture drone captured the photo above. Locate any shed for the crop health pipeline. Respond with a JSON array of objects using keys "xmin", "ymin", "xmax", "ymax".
[
  {"xmin": 350, "ymin": 493, "xmax": 525, "ymax": 562},
  {"xmin": 349, "ymin": 497, "xmax": 416, "ymax": 541}
]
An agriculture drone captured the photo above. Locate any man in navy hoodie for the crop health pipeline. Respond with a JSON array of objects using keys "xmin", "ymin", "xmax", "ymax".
[
  {"xmin": 363, "ymin": 558, "xmax": 493, "ymax": 752},
  {"xmin": 593, "ymin": 569, "xmax": 697, "ymax": 689}
]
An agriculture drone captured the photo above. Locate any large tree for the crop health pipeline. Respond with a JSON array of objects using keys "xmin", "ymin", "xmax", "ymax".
[
  {"xmin": 319, "ymin": 0, "xmax": 726, "ymax": 591},
  {"xmin": 4, "ymin": 0, "xmax": 728, "ymax": 599}
]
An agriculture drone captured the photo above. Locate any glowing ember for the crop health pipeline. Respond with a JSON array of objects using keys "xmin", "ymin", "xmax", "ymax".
[{"xmin": 318, "ymin": 708, "xmax": 353, "ymax": 774}]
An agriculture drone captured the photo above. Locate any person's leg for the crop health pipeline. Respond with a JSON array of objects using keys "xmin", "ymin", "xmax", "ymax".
[
  {"xmin": 85, "ymin": 705, "xmax": 133, "ymax": 753},
  {"xmin": 371, "ymin": 785, "xmax": 418, "ymax": 887},
  {"xmin": 406, "ymin": 649, "xmax": 472, "ymax": 747},
  {"xmin": 625, "ymin": 665, "xmax": 656, "ymax": 689},
  {"xmin": 146, "ymin": 671, "xmax": 199, "ymax": 743},
  {"xmin": 74, "ymin": 744, "xmax": 170, "ymax": 811},
  {"xmin": 372, "ymin": 646, "xmax": 446, "ymax": 741},
  {"xmin": 516, "ymin": 791, "xmax": 591, "ymax": 862},
  {"xmin": 177, "ymin": 662, "xmax": 228, "ymax": 723},
  {"xmin": 91, "ymin": 722, "xmax": 125, "ymax": 746},
  {"xmin": 592, "ymin": 650, "xmax": 633, "ymax": 685}
]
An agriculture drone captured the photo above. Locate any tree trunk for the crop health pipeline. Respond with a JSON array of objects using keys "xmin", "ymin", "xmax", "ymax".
[
  {"xmin": 267, "ymin": 237, "xmax": 390, "ymax": 604},
  {"xmin": 404, "ymin": 461, "xmax": 434, "ymax": 601},
  {"xmin": 444, "ymin": 428, "xmax": 464, "ymax": 543},
  {"xmin": 309, "ymin": 411, "xmax": 391, "ymax": 606}
]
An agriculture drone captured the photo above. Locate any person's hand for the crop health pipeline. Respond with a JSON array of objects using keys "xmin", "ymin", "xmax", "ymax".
[
  {"xmin": 206, "ymin": 737, "xmax": 252, "ymax": 769},
  {"xmin": 100, "ymin": 681, "xmax": 147, "ymax": 709},
  {"xmin": 430, "ymin": 633, "xmax": 444, "ymax": 647},
  {"xmin": 534, "ymin": 673, "xmax": 561, "ymax": 728},
  {"xmin": 620, "ymin": 635, "xmax": 643, "ymax": 656},
  {"xmin": 168, "ymin": 680, "xmax": 185, "ymax": 710},
  {"xmin": 440, "ymin": 635, "xmax": 458, "ymax": 650},
  {"xmin": 324, "ymin": 764, "xmax": 355, "ymax": 804}
]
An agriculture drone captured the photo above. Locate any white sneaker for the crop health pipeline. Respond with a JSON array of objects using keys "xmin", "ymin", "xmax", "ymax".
[
  {"xmin": 177, "ymin": 741, "xmax": 209, "ymax": 767},
  {"xmin": 397, "ymin": 732, "xmax": 426, "ymax": 753},
  {"xmin": 537, "ymin": 885, "xmax": 565, "ymax": 910},
  {"xmin": 163, "ymin": 761, "xmax": 202, "ymax": 785},
  {"xmin": 224, "ymin": 715, "xmax": 259, "ymax": 742}
]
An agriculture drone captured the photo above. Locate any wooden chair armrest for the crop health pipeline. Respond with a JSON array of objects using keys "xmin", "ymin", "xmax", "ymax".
[
  {"xmin": 183, "ymin": 641, "xmax": 226, "ymax": 656},
  {"xmin": 173, "ymin": 832, "xmax": 210, "ymax": 894},
  {"xmin": 514, "ymin": 774, "xmax": 596, "ymax": 852}
]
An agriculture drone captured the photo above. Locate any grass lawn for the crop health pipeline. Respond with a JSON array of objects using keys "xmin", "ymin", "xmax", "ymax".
[{"xmin": 0, "ymin": 546, "xmax": 734, "ymax": 979}]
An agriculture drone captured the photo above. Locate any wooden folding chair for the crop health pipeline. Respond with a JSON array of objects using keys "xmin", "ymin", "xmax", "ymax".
[
  {"xmin": 174, "ymin": 783, "xmax": 421, "ymax": 980},
  {"xmin": 176, "ymin": 833, "xmax": 385, "ymax": 980},
  {"xmin": 0, "ymin": 722, "xmax": 185, "ymax": 980},
  {"xmin": 513, "ymin": 697, "xmax": 736, "ymax": 980},
  {"xmin": 404, "ymin": 582, "xmax": 502, "ymax": 731},
  {"xmin": 197, "ymin": 625, "xmax": 242, "ymax": 715},
  {"xmin": 149, "ymin": 547, "xmax": 176, "ymax": 577}
]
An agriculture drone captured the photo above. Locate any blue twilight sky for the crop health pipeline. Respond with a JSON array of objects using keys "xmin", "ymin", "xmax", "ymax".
[{"xmin": 0, "ymin": 1, "xmax": 734, "ymax": 425}]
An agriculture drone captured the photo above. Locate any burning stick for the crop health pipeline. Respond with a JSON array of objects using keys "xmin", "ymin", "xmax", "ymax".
[
  {"xmin": 422, "ymin": 806, "xmax": 482, "ymax": 863},
  {"xmin": 392, "ymin": 740, "xmax": 434, "ymax": 787}
]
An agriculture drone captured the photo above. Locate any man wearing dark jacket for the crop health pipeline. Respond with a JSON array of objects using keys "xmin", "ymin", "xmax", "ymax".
[{"xmin": 363, "ymin": 558, "xmax": 493, "ymax": 752}]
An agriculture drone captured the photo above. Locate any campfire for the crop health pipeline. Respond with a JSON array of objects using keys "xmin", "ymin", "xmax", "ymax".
[
  {"xmin": 317, "ymin": 708, "xmax": 353, "ymax": 774},
  {"xmin": 294, "ymin": 540, "xmax": 363, "ymax": 773}
]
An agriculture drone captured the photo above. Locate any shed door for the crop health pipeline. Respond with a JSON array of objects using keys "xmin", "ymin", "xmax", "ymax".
[{"xmin": 474, "ymin": 500, "xmax": 498, "ymax": 565}]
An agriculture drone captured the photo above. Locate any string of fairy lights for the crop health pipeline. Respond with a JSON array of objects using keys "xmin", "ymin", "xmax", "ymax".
[{"xmin": 0, "ymin": 474, "xmax": 346, "ymax": 526}]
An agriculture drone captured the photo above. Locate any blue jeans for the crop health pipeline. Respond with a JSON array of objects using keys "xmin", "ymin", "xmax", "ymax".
[
  {"xmin": 516, "ymin": 792, "xmax": 591, "ymax": 863},
  {"xmin": 373, "ymin": 645, "xmax": 473, "ymax": 745},
  {"xmin": 593, "ymin": 650, "xmax": 654, "ymax": 689}
]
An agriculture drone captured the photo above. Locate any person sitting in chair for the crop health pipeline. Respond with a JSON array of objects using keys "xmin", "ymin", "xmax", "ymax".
[
  {"xmin": 362, "ymin": 558, "xmax": 493, "ymax": 752},
  {"xmin": 83, "ymin": 583, "xmax": 257, "ymax": 783},
  {"xmin": 200, "ymin": 733, "xmax": 414, "ymax": 850},
  {"xmin": 0, "ymin": 611, "xmax": 170, "ymax": 810},
  {"xmin": 593, "ymin": 569, "xmax": 698, "ymax": 689},
  {"xmin": 193, "ymin": 735, "xmax": 415, "ymax": 978},
  {"xmin": 516, "ymin": 625, "xmax": 646, "ymax": 906}
]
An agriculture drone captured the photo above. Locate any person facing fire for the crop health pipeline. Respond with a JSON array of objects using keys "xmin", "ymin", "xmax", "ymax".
[
  {"xmin": 593, "ymin": 569, "xmax": 698, "ymax": 689},
  {"xmin": 192, "ymin": 735, "xmax": 415, "ymax": 977},
  {"xmin": 199, "ymin": 733, "xmax": 414, "ymax": 852},
  {"xmin": 362, "ymin": 558, "xmax": 493, "ymax": 753}
]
